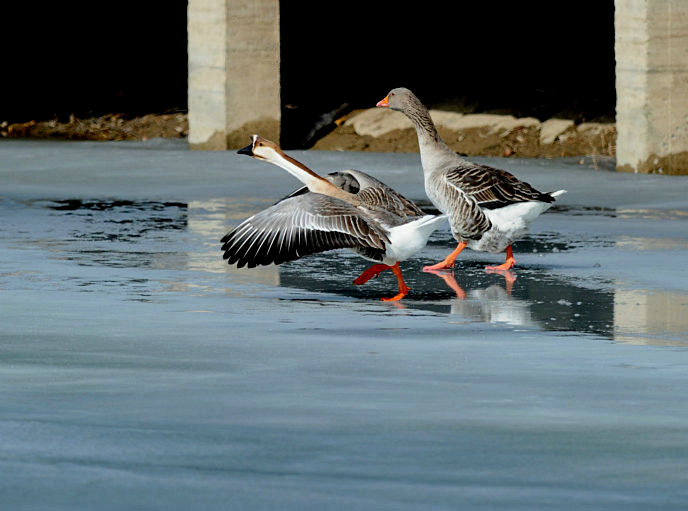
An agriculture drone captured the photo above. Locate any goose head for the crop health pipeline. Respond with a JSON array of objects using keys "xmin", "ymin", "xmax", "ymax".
[
  {"xmin": 376, "ymin": 87, "xmax": 419, "ymax": 112},
  {"xmin": 237, "ymin": 134, "xmax": 282, "ymax": 162},
  {"xmin": 237, "ymin": 134, "xmax": 330, "ymax": 189}
]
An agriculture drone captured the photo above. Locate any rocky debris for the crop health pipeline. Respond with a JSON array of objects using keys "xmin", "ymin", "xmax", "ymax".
[
  {"xmin": 315, "ymin": 108, "xmax": 616, "ymax": 158},
  {"xmin": 539, "ymin": 118, "xmax": 575, "ymax": 145},
  {"xmin": 576, "ymin": 122, "xmax": 614, "ymax": 137},
  {"xmin": 0, "ymin": 113, "xmax": 189, "ymax": 141},
  {"xmin": 343, "ymin": 108, "xmax": 541, "ymax": 138},
  {"xmin": 343, "ymin": 108, "xmax": 407, "ymax": 138}
]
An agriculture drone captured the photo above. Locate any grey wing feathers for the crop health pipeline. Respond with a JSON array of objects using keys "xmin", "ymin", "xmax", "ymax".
[
  {"xmin": 328, "ymin": 170, "xmax": 425, "ymax": 217},
  {"xmin": 357, "ymin": 186, "xmax": 425, "ymax": 217},
  {"xmin": 220, "ymin": 193, "xmax": 389, "ymax": 268},
  {"xmin": 437, "ymin": 173, "xmax": 492, "ymax": 240},
  {"xmin": 279, "ymin": 170, "xmax": 424, "ymax": 218},
  {"xmin": 446, "ymin": 162, "xmax": 555, "ymax": 210}
]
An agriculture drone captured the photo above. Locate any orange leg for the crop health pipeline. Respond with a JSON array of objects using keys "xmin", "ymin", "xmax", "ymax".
[
  {"xmin": 353, "ymin": 263, "xmax": 392, "ymax": 286},
  {"xmin": 423, "ymin": 242, "xmax": 467, "ymax": 271},
  {"xmin": 424, "ymin": 269, "xmax": 466, "ymax": 299},
  {"xmin": 381, "ymin": 262, "xmax": 410, "ymax": 302},
  {"xmin": 486, "ymin": 245, "xmax": 516, "ymax": 272}
]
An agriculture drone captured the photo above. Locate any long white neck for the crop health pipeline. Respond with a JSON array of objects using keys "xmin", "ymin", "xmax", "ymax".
[
  {"xmin": 259, "ymin": 146, "xmax": 356, "ymax": 201},
  {"xmin": 261, "ymin": 147, "xmax": 325, "ymax": 190}
]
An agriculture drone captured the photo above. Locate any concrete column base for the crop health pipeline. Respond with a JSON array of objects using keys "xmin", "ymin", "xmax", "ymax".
[
  {"xmin": 188, "ymin": 0, "xmax": 280, "ymax": 150},
  {"xmin": 616, "ymin": 0, "xmax": 688, "ymax": 174}
]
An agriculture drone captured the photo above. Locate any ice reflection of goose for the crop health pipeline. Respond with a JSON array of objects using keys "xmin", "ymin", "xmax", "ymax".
[
  {"xmin": 427, "ymin": 269, "xmax": 537, "ymax": 328},
  {"xmin": 377, "ymin": 88, "xmax": 566, "ymax": 272},
  {"xmin": 221, "ymin": 135, "xmax": 447, "ymax": 301}
]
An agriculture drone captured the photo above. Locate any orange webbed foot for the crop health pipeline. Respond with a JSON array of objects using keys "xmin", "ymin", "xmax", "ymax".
[
  {"xmin": 381, "ymin": 291, "xmax": 409, "ymax": 302},
  {"xmin": 381, "ymin": 282, "xmax": 410, "ymax": 302},
  {"xmin": 381, "ymin": 263, "xmax": 409, "ymax": 301},
  {"xmin": 485, "ymin": 245, "xmax": 516, "ymax": 272},
  {"xmin": 485, "ymin": 260, "xmax": 516, "ymax": 272},
  {"xmin": 423, "ymin": 260, "xmax": 454, "ymax": 272},
  {"xmin": 423, "ymin": 242, "xmax": 467, "ymax": 273}
]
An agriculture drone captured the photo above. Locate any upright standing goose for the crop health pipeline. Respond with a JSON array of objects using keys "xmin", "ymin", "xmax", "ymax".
[
  {"xmin": 377, "ymin": 88, "xmax": 566, "ymax": 272},
  {"xmin": 221, "ymin": 135, "xmax": 447, "ymax": 301}
]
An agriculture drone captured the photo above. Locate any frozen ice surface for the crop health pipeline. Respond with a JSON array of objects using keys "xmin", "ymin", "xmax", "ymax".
[{"xmin": 1, "ymin": 139, "xmax": 688, "ymax": 510}]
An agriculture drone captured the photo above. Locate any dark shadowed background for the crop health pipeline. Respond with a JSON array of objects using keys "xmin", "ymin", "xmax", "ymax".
[{"xmin": 4, "ymin": 1, "xmax": 614, "ymax": 147}]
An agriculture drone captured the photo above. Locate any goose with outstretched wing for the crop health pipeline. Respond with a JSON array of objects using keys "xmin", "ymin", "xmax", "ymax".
[{"xmin": 221, "ymin": 135, "xmax": 447, "ymax": 301}]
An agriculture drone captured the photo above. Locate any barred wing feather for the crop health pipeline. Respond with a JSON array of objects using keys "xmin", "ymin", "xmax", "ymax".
[
  {"xmin": 445, "ymin": 163, "xmax": 555, "ymax": 210},
  {"xmin": 220, "ymin": 193, "xmax": 389, "ymax": 268},
  {"xmin": 436, "ymin": 172, "xmax": 492, "ymax": 240}
]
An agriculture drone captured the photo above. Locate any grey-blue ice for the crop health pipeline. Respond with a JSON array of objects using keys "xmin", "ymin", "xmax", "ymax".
[{"xmin": 1, "ymin": 138, "xmax": 688, "ymax": 510}]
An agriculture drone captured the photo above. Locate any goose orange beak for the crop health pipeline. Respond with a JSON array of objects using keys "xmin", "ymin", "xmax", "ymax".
[{"xmin": 376, "ymin": 95, "xmax": 389, "ymax": 108}]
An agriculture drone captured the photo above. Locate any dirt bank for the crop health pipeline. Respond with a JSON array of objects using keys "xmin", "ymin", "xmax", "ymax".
[
  {"xmin": 1, "ymin": 113, "xmax": 188, "ymax": 141},
  {"xmin": 1, "ymin": 109, "xmax": 616, "ymax": 159},
  {"xmin": 313, "ymin": 108, "xmax": 616, "ymax": 158}
]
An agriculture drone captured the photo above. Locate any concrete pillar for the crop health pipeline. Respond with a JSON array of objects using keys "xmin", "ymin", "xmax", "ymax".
[
  {"xmin": 188, "ymin": 0, "xmax": 280, "ymax": 150},
  {"xmin": 616, "ymin": 0, "xmax": 688, "ymax": 174}
]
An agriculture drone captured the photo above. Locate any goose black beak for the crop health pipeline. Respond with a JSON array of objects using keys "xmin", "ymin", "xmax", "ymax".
[{"xmin": 237, "ymin": 143, "xmax": 253, "ymax": 156}]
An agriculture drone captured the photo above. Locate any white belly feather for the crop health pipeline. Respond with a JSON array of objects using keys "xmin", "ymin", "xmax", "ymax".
[
  {"xmin": 469, "ymin": 200, "xmax": 555, "ymax": 253},
  {"xmin": 382, "ymin": 214, "xmax": 448, "ymax": 264}
]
